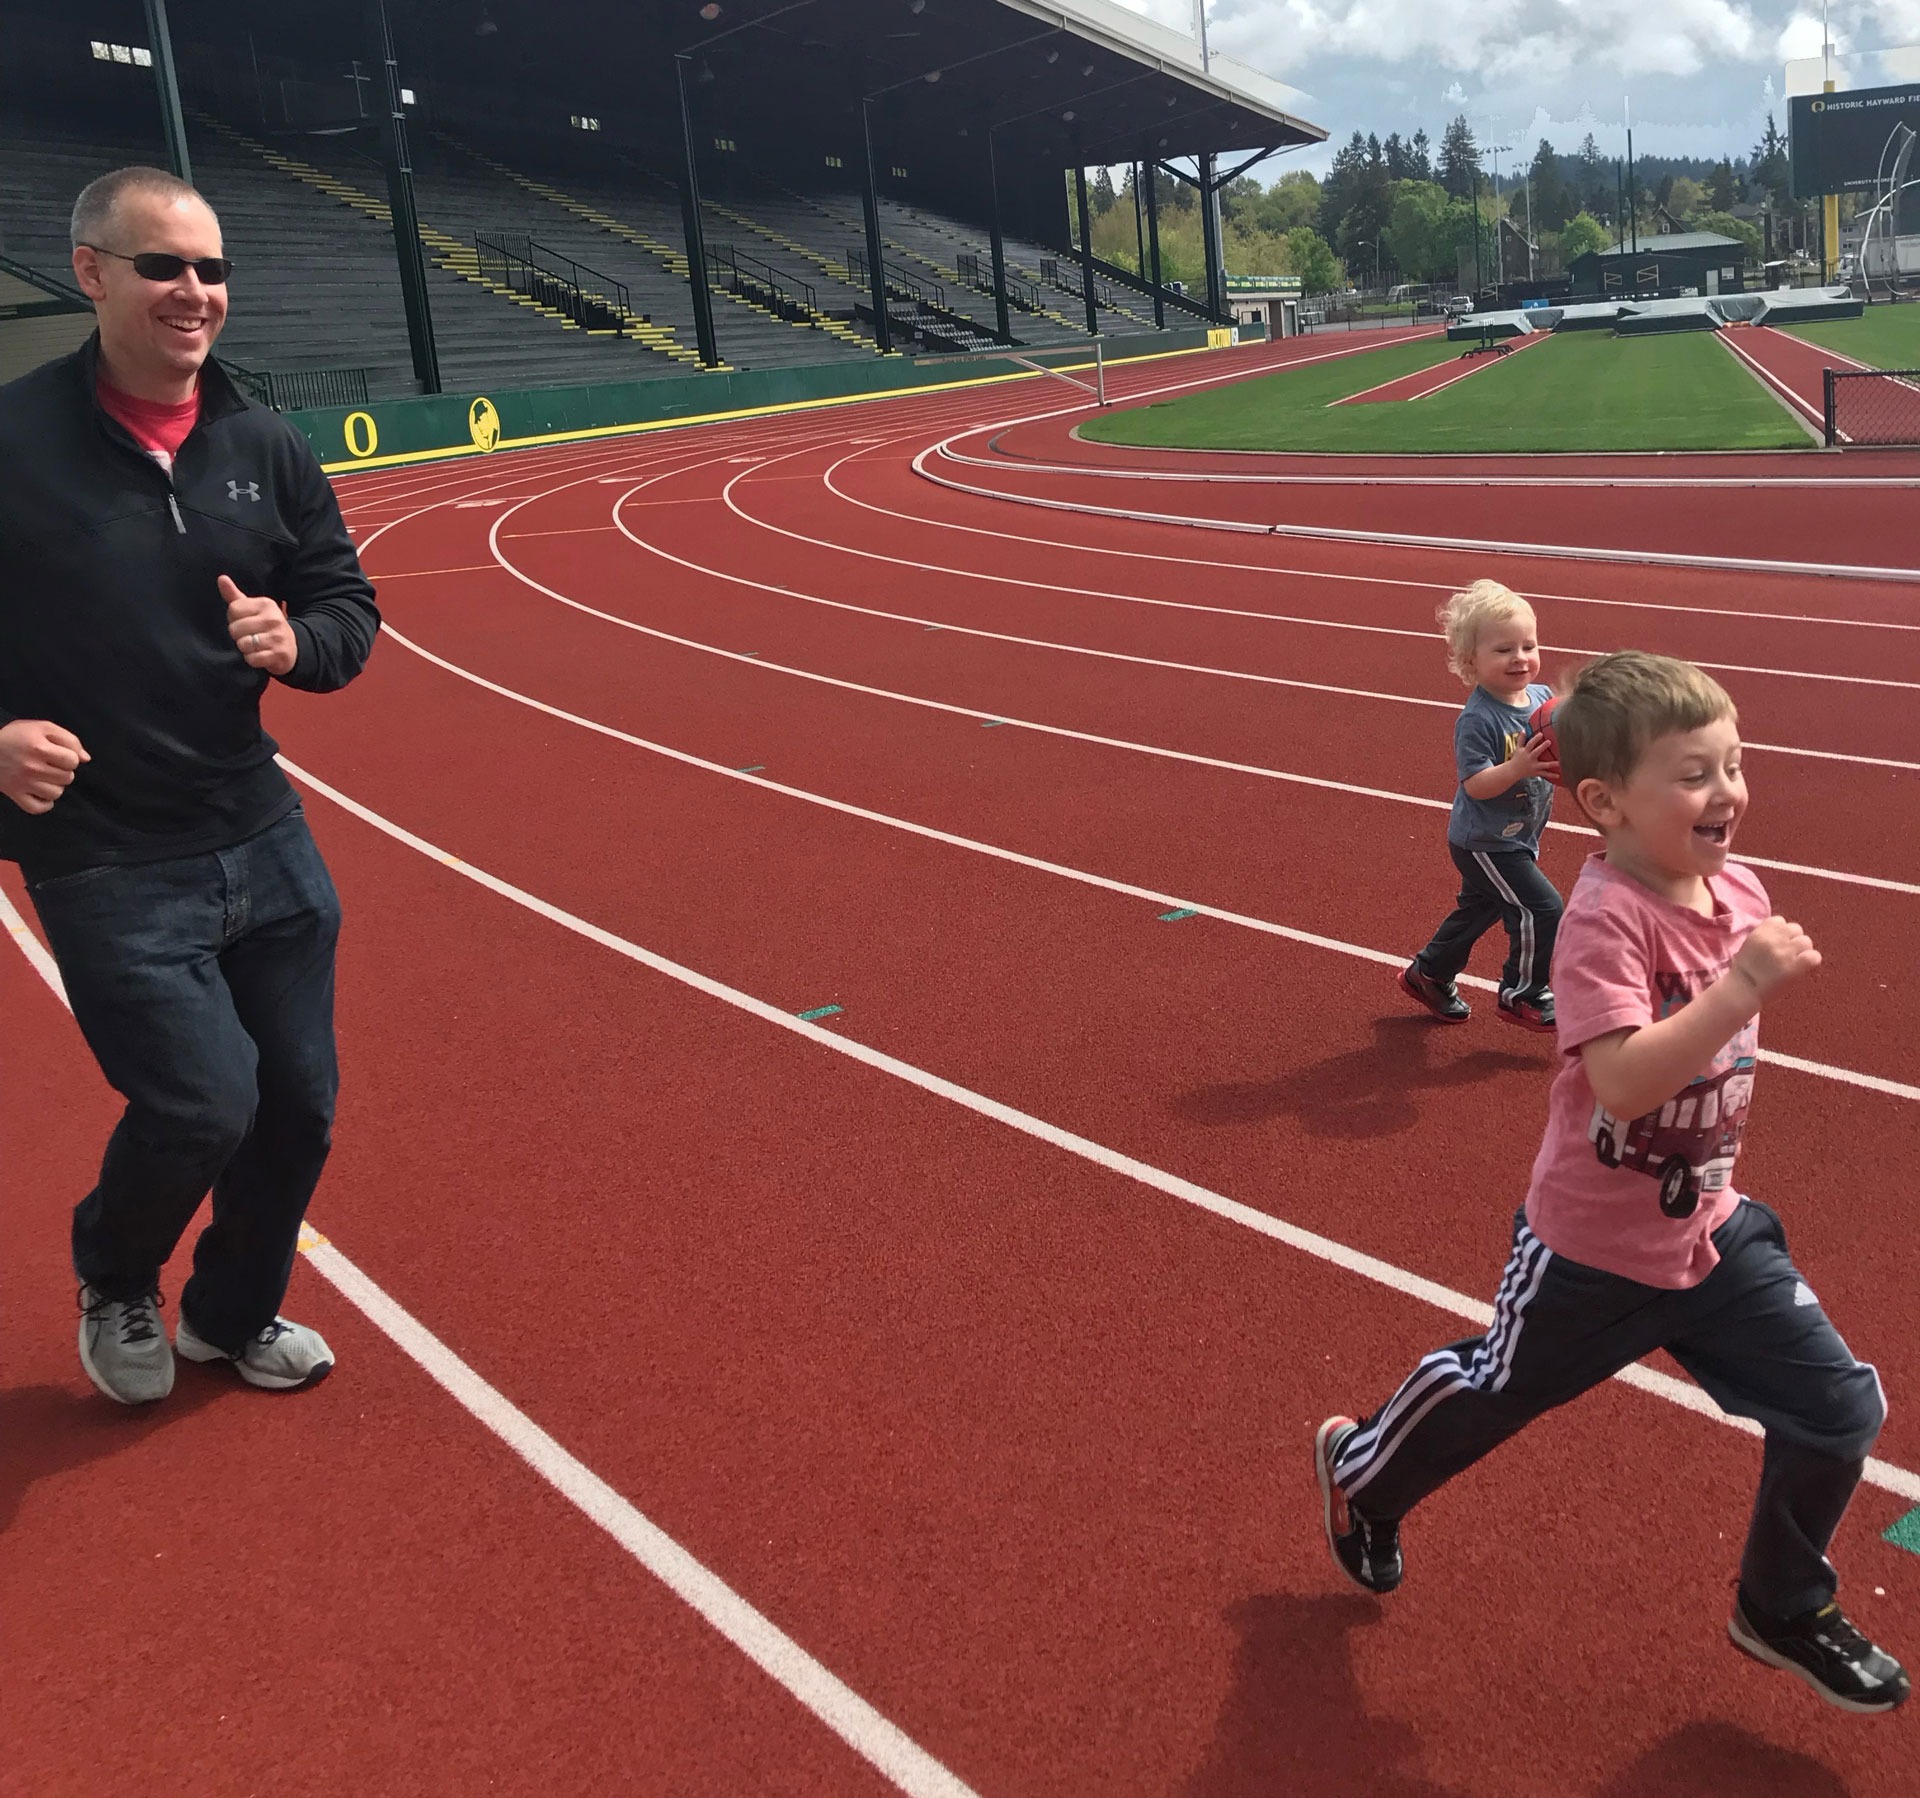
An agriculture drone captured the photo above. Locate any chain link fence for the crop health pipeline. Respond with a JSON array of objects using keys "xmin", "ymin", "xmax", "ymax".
[{"xmin": 1824, "ymin": 367, "xmax": 1920, "ymax": 446}]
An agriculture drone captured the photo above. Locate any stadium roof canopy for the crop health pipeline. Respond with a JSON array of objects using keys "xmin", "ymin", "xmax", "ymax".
[{"xmin": 171, "ymin": 0, "xmax": 1326, "ymax": 168}]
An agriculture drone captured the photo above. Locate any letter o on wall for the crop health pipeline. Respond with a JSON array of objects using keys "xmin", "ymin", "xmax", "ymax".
[{"xmin": 344, "ymin": 412, "xmax": 379, "ymax": 459}]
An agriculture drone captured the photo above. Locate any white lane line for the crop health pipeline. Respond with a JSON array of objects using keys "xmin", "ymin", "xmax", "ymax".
[
  {"xmin": 382, "ymin": 619, "xmax": 1920, "ymax": 1077},
  {"xmin": 716, "ymin": 444, "xmax": 1920, "ymax": 695},
  {"xmin": 917, "ymin": 441, "xmax": 1920, "ymax": 587},
  {"xmin": 0, "ymin": 883, "xmax": 981, "ymax": 1798},
  {"xmin": 164, "ymin": 773, "xmax": 1920, "ymax": 1507},
  {"xmin": 600, "ymin": 462, "xmax": 1920, "ymax": 778},
  {"xmin": 819, "ymin": 449, "xmax": 1920, "ymax": 637}
]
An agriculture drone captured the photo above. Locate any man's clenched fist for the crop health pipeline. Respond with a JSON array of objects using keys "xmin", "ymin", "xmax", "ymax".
[
  {"xmin": 0, "ymin": 718, "xmax": 89, "ymax": 815},
  {"xmin": 221, "ymin": 574, "xmax": 298, "ymax": 677}
]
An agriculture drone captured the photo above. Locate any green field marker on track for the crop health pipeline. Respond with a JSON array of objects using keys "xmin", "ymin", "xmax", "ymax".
[
  {"xmin": 736, "ymin": 764, "xmax": 765, "ymax": 773},
  {"xmin": 981, "ymin": 719, "xmax": 1007, "ymax": 728},
  {"xmin": 1886, "ymin": 1506, "xmax": 1920, "ymax": 1556},
  {"xmin": 1159, "ymin": 907, "xmax": 1199, "ymax": 922},
  {"xmin": 796, "ymin": 1004, "xmax": 844, "ymax": 1022}
]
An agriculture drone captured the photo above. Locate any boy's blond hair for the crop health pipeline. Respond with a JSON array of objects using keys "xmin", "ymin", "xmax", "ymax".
[
  {"xmin": 1437, "ymin": 579, "xmax": 1534, "ymax": 686},
  {"xmin": 1556, "ymin": 651, "xmax": 1737, "ymax": 799}
]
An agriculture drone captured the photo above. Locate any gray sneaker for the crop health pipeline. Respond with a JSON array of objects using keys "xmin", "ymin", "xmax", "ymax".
[
  {"xmin": 78, "ymin": 1285, "xmax": 176, "ymax": 1405},
  {"xmin": 175, "ymin": 1313, "xmax": 334, "ymax": 1391}
]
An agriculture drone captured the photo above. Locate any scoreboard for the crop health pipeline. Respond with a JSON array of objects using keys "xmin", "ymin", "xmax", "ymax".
[{"xmin": 1790, "ymin": 81, "xmax": 1920, "ymax": 197}]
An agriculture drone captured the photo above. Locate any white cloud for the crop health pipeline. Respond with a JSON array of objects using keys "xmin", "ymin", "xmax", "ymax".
[{"xmin": 1443, "ymin": 80, "xmax": 1467, "ymax": 101}]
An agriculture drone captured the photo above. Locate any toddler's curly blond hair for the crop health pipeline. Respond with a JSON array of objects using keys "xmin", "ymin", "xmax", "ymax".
[{"xmin": 1437, "ymin": 579, "xmax": 1534, "ymax": 687}]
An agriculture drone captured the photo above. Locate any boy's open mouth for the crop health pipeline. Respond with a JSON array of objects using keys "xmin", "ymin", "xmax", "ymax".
[{"xmin": 1694, "ymin": 822, "xmax": 1730, "ymax": 845}]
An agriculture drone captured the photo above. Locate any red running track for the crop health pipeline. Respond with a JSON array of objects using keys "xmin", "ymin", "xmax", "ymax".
[{"xmin": 5, "ymin": 334, "xmax": 1918, "ymax": 1796}]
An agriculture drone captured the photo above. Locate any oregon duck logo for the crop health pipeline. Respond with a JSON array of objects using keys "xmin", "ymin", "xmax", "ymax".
[{"xmin": 468, "ymin": 396, "xmax": 502, "ymax": 452}]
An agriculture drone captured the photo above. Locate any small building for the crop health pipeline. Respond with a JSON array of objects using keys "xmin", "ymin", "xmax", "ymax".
[
  {"xmin": 1568, "ymin": 231, "xmax": 1749, "ymax": 298},
  {"xmin": 1223, "ymin": 273, "xmax": 1303, "ymax": 337}
]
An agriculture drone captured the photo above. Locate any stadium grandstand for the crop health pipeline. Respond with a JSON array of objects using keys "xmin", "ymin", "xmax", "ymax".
[{"xmin": 0, "ymin": 0, "xmax": 1324, "ymax": 400}]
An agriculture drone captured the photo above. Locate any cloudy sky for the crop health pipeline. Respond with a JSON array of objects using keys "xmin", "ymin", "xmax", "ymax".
[{"xmin": 1109, "ymin": 0, "xmax": 1920, "ymax": 174}]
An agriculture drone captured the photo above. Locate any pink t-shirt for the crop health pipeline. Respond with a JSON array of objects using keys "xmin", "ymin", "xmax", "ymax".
[
  {"xmin": 1524, "ymin": 855, "xmax": 1771, "ymax": 1288},
  {"xmin": 97, "ymin": 377, "xmax": 201, "ymax": 469}
]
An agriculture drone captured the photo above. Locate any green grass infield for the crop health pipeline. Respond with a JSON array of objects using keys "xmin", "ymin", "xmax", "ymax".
[
  {"xmin": 1782, "ymin": 305, "xmax": 1920, "ymax": 372},
  {"xmin": 1082, "ymin": 329, "xmax": 1812, "ymax": 454}
]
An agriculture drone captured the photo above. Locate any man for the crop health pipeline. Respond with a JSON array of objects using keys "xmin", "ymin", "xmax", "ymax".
[{"xmin": 0, "ymin": 167, "xmax": 379, "ymax": 1404}]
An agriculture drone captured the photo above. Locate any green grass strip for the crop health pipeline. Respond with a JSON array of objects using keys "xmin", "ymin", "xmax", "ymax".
[
  {"xmin": 1083, "ymin": 330, "xmax": 1809, "ymax": 454},
  {"xmin": 1783, "ymin": 308, "xmax": 1920, "ymax": 373}
]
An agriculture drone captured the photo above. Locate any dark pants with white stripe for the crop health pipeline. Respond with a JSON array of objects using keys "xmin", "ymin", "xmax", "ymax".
[
  {"xmin": 1331, "ymin": 1201, "xmax": 1885, "ymax": 1619},
  {"xmin": 1416, "ymin": 844, "xmax": 1561, "ymax": 1003}
]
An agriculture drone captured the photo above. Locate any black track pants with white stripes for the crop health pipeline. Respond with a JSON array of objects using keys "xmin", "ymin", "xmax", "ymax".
[
  {"xmin": 1415, "ymin": 843, "xmax": 1562, "ymax": 1003},
  {"xmin": 1331, "ymin": 1201, "xmax": 1886, "ymax": 1618}
]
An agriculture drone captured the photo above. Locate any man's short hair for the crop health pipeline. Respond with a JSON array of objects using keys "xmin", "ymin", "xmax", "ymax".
[
  {"xmin": 70, "ymin": 167, "xmax": 213, "ymax": 250},
  {"xmin": 1436, "ymin": 578, "xmax": 1533, "ymax": 686},
  {"xmin": 1557, "ymin": 651, "xmax": 1736, "ymax": 796}
]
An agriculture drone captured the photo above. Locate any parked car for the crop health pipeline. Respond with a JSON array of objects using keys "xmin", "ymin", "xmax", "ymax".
[{"xmin": 1444, "ymin": 293, "xmax": 1474, "ymax": 318}]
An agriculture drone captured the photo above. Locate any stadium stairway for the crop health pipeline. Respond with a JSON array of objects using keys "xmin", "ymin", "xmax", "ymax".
[
  {"xmin": 194, "ymin": 115, "xmax": 710, "ymax": 385},
  {"xmin": 435, "ymin": 137, "xmax": 880, "ymax": 372}
]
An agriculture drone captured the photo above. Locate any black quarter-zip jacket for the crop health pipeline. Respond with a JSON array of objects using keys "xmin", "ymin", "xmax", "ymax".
[{"xmin": 0, "ymin": 336, "xmax": 380, "ymax": 876}]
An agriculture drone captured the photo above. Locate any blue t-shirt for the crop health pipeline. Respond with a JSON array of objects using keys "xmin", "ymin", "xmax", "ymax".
[{"xmin": 1447, "ymin": 682, "xmax": 1554, "ymax": 853}]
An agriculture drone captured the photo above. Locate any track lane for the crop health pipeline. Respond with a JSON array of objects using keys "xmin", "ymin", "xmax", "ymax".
[{"xmin": 0, "ymin": 885, "xmax": 914, "ymax": 1798}]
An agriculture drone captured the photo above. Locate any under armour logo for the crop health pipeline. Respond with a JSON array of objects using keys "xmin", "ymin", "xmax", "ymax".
[{"xmin": 227, "ymin": 480, "xmax": 261, "ymax": 502}]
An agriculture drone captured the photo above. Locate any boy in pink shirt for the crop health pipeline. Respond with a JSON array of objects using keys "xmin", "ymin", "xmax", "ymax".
[{"xmin": 1315, "ymin": 651, "xmax": 1906, "ymax": 1714}]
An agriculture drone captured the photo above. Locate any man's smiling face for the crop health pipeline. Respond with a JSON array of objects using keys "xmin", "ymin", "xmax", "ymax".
[{"xmin": 73, "ymin": 189, "xmax": 228, "ymax": 397}]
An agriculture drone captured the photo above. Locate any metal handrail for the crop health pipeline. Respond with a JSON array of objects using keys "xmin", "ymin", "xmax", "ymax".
[
  {"xmin": 475, "ymin": 234, "xmax": 631, "ymax": 332},
  {"xmin": 0, "ymin": 250, "xmax": 88, "ymax": 308},
  {"xmin": 707, "ymin": 243, "xmax": 819, "ymax": 322},
  {"xmin": 846, "ymin": 247, "xmax": 943, "ymax": 312},
  {"xmin": 954, "ymin": 252, "xmax": 1041, "ymax": 313},
  {"xmin": 221, "ymin": 360, "xmax": 370, "ymax": 411}
]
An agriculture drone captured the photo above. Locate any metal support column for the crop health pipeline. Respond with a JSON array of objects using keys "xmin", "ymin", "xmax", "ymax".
[
  {"xmin": 1073, "ymin": 162, "xmax": 1097, "ymax": 336},
  {"xmin": 1131, "ymin": 159, "xmax": 1146, "ymax": 278},
  {"xmin": 365, "ymin": 0, "xmax": 439, "ymax": 393},
  {"xmin": 1198, "ymin": 150, "xmax": 1222, "ymax": 318},
  {"xmin": 986, "ymin": 130, "xmax": 1011, "ymax": 345},
  {"xmin": 141, "ymin": 0, "xmax": 193, "ymax": 185},
  {"xmin": 859, "ymin": 98, "xmax": 892, "ymax": 354},
  {"xmin": 1143, "ymin": 156, "xmax": 1164, "ymax": 328},
  {"xmin": 674, "ymin": 54, "xmax": 720, "ymax": 367}
]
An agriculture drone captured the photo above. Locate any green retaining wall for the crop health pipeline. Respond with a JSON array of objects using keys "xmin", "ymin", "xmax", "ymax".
[{"xmin": 289, "ymin": 324, "xmax": 1256, "ymax": 474}]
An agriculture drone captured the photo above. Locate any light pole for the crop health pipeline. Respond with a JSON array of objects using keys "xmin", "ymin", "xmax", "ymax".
[
  {"xmin": 1487, "ymin": 142, "xmax": 1511, "ymax": 288},
  {"xmin": 1355, "ymin": 237, "xmax": 1381, "ymax": 293}
]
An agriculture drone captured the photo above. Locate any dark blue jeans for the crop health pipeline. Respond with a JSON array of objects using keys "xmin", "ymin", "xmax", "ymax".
[{"xmin": 26, "ymin": 807, "xmax": 341, "ymax": 1354}]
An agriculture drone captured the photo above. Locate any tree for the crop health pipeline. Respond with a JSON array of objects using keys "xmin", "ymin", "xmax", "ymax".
[
  {"xmin": 1438, "ymin": 114, "xmax": 1481, "ymax": 201},
  {"xmin": 1527, "ymin": 139, "xmax": 1573, "ymax": 232},
  {"xmin": 1750, "ymin": 113, "xmax": 1790, "ymax": 211},
  {"xmin": 1284, "ymin": 225, "xmax": 1341, "ymax": 293},
  {"xmin": 1577, "ymin": 133, "xmax": 1608, "ymax": 218},
  {"xmin": 1706, "ymin": 159, "xmax": 1737, "ymax": 210},
  {"xmin": 1408, "ymin": 128, "xmax": 1433, "ymax": 184},
  {"xmin": 1091, "ymin": 167, "xmax": 1117, "ymax": 216},
  {"xmin": 1695, "ymin": 209, "xmax": 1762, "ymax": 259},
  {"xmin": 1558, "ymin": 211, "xmax": 1609, "ymax": 260},
  {"xmin": 1381, "ymin": 180, "xmax": 1455, "ymax": 281},
  {"xmin": 1383, "ymin": 132, "xmax": 1412, "ymax": 180},
  {"xmin": 1665, "ymin": 175, "xmax": 1705, "ymax": 222},
  {"xmin": 1256, "ymin": 169, "xmax": 1321, "ymax": 233}
]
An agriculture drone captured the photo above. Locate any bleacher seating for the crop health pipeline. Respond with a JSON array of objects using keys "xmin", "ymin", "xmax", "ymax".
[{"xmin": 1, "ymin": 86, "xmax": 1204, "ymax": 402}]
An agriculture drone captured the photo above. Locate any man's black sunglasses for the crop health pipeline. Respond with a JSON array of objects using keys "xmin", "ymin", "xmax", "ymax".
[{"xmin": 85, "ymin": 245, "xmax": 234, "ymax": 284}]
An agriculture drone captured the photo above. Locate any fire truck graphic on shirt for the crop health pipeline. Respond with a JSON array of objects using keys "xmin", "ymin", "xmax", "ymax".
[{"xmin": 1588, "ymin": 1053, "xmax": 1758, "ymax": 1219}]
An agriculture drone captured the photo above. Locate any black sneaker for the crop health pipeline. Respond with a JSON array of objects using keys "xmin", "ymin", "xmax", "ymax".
[
  {"xmin": 1314, "ymin": 1416, "xmax": 1403, "ymax": 1595},
  {"xmin": 1399, "ymin": 963, "xmax": 1470, "ymax": 1024},
  {"xmin": 1496, "ymin": 989, "xmax": 1556, "ymax": 1033},
  {"xmin": 1729, "ymin": 1591, "xmax": 1910, "ymax": 1714}
]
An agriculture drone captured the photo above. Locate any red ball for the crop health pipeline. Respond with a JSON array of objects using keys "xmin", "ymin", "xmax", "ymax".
[{"xmin": 1528, "ymin": 693, "xmax": 1563, "ymax": 786}]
